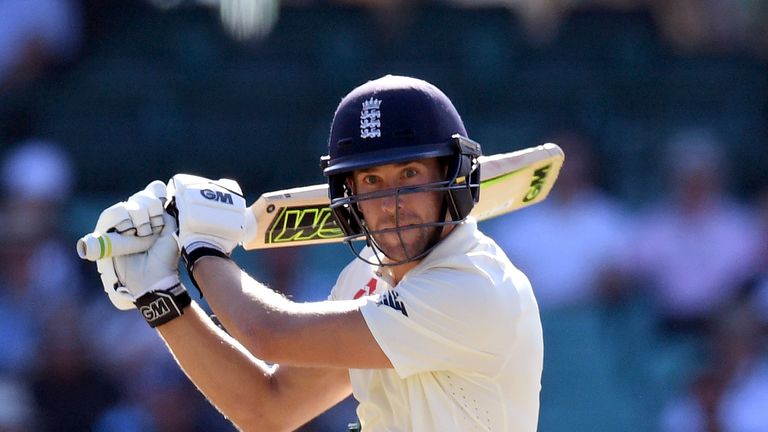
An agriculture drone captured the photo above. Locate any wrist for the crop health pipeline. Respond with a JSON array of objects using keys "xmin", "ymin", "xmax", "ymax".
[
  {"xmin": 183, "ymin": 238, "xmax": 227, "ymax": 255},
  {"xmin": 181, "ymin": 245, "xmax": 232, "ymax": 297},
  {"xmin": 135, "ymin": 283, "xmax": 192, "ymax": 328}
]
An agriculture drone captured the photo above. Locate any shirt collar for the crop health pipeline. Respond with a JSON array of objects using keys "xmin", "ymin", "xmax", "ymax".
[{"xmin": 419, "ymin": 217, "xmax": 478, "ymax": 266}]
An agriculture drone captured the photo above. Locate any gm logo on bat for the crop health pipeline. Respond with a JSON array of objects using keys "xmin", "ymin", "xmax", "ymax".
[{"xmin": 200, "ymin": 189, "xmax": 234, "ymax": 205}]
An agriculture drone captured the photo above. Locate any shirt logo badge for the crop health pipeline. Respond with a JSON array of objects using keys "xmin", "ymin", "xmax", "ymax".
[
  {"xmin": 378, "ymin": 290, "xmax": 408, "ymax": 316},
  {"xmin": 360, "ymin": 97, "xmax": 382, "ymax": 139},
  {"xmin": 353, "ymin": 278, "xmax": 378, "ymax": 300}
]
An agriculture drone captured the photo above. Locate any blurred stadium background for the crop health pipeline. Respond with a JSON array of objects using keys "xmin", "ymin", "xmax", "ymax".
[{"xmin": 0, "ymin": 0, "xmax": 767, "ymax": 431}]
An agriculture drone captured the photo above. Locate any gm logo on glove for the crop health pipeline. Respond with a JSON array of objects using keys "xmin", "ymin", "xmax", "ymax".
[
  {"xmin": 140, "ymin": 297, "xmax": 172, "ymax": 321},
  {"xmin": 200, "ymin": 189, "xmax": 234, "ymax": 205}
]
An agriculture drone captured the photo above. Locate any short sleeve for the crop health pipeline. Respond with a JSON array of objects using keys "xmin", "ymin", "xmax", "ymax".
[{"xmin": 360, "ymin": 267, "xmax": 519, "ymax": 378}]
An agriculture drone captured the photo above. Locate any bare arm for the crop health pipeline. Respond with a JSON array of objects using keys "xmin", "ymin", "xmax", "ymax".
[
  {"xmin": 192, "ymin": 256, "xmax": 393, "ymax": 369},
  {"xmin": 157, "ymin": 302, "xmax": 352, "ymax": 431}
]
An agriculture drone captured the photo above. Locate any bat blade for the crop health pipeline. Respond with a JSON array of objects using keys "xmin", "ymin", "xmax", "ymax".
[{"xmin": 242, "ymin": 143, "xmax": 564, "ymax": 250}]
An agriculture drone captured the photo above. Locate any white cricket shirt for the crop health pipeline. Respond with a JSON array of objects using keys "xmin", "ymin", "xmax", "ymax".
[{"xmin": 329, "ymin": 218, "xmax": 543, "ymax": 431}]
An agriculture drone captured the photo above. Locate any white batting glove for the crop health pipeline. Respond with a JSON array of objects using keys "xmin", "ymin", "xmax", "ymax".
[
  {"xmin": 94, "ymin": 180, "xmax": 168, "ymax": 310},
  {"xmin": 166, "ymin": 174, "xmax": 246, "ymax": 281},
  {"xmin": 95, "ymin": 180, "xmax": 167, "ymax": 237},
  {"xmin": 105, "ymin": 214, "xmax": 190, "ymax": 327}
]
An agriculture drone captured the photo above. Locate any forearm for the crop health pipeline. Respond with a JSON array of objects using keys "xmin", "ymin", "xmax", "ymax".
[
  {"xmin": 157, "ymin": 301, "xmax": 352, "ymax": 431},
  {"xmin": 190, "ymin": 256, "xmax": 292, "ymax": 356},
  {"xmin": 191, "ymin": 256, "xmax": 390, "ymax": 368},
  {"xmin": 157, "ymin": 301, "xmax": 282, "ymax": 430}
]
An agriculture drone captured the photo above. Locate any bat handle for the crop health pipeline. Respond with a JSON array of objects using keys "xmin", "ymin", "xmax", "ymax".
[
  {"xmin": 79, "ymin": 209, "xmax": 258, "ymax": 261},
  {"xmin": 76, "ymin": 232, "xmax": 156, "ymax": 261}
]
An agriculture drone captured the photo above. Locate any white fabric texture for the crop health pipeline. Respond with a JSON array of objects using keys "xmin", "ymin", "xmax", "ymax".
[{"xmin": 330, "ymin": 218, "xmax": 543, "ymax": 432}]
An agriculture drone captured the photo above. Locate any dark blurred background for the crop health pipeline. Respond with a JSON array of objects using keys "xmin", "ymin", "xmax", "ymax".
[{"xmin": 0, "ymin": 0, "xmax": 766, "ymax": 431}]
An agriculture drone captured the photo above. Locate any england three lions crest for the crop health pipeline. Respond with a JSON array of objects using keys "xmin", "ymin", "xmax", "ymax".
[{"xmin": 360, "ymin": 97, "xmax": 382, "ymax": 139}]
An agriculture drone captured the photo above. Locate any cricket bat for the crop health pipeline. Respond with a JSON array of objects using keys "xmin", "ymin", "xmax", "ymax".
[{"xmin": 77, "ymin": 143, "xmax": 563, "ymax": 260}]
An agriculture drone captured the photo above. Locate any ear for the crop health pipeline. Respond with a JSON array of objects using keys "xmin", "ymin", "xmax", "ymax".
[
  {"xmin": 344, "ymin": 176, "xmax": 367, "ymax": 215},
  {"xmin": 345, "ymin": 176, "xmax": 356, "ymax": 194}
]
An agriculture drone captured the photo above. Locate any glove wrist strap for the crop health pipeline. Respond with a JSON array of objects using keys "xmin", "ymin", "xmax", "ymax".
[
  {"xmin": 135, "ymin": 283, "xmax": 191, "ymax": 328},
  {"xmin": 181, "ymin": 246, "xmax": 231, "ymax": 297}
]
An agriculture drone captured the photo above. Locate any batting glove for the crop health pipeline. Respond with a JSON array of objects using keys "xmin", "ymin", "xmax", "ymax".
[
  {"xmin": 105, "ymin": 214, "xmax": 190, "ymax": 327},
  {"xmin": 166, "ymin": 174, "xmax": 246, "ymax": 292},
  {"xmin": 95, "ymin": 180, "xmax": 168, "ymax": 310}
]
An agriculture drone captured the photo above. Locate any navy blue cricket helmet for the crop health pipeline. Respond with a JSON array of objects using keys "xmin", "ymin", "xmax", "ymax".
[{"xmin": 320, "ymin": 75, "xmax": 482, "ymax": 264}]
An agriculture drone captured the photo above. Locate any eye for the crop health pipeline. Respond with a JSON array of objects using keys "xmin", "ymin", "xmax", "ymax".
[
  {"xmin": 402, "ymin": 167, "xmax": 419, "ymax": 179},
  {"xmin": 362, "ymin": 174, "xmax": 379, "ymax": 185}
]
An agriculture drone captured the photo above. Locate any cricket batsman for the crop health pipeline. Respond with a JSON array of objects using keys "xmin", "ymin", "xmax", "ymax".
[{"xmin": 90, "ymin": 75, "xmax": 544, "ymax": 431}]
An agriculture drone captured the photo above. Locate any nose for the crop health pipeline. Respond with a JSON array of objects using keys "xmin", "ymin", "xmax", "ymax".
[
  {"xmin": 379, "ymin": 193, "xmax": 399, "ymax": 215},
  {"xmin": 380, "ymin": 194, "xmax": 397, "ymax": 214}
]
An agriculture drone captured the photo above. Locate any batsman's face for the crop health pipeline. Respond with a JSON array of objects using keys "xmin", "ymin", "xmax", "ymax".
[{"xmin": 352, "ymin": 158, "xmax": 447, "ymax": 262}]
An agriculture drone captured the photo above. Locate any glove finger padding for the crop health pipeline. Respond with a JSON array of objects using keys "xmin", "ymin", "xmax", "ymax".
[
  {"xmin": 95, "ymin": 179, "xmax": 168, "ymax": 237},
  {"xmin": 95, "ymin": 203, "xmax": 133, "ymax": 235},
  {"xmin": 126, "ymin": 180, "xmax": 167, "ymax": 237}
]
